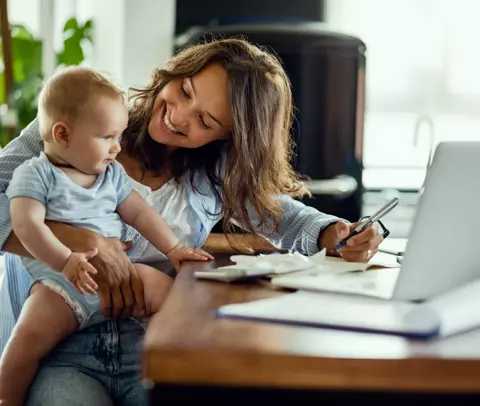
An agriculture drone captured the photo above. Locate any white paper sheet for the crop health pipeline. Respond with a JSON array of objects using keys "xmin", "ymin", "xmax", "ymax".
[
  {"xmin": 272, "ymin": 267, "xmax": 400, "ymax": 299},
  {"xmin": 379, "ymin": 238, "xmax": 408, "ymax": 256}
]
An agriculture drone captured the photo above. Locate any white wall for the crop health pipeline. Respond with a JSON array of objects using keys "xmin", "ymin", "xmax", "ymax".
[
  {"xmin": 8, "ymin": 0, "xmax": 40, "ymax": 34},
  {"xmin": 90, "ymin": 0, "xmax": 176, "ymax": 90}
]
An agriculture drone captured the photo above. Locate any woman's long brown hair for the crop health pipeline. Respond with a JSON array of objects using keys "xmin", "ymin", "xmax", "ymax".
[{"xmin": 124, "ymin": 38, "xmax": 309, "ymax": 240}]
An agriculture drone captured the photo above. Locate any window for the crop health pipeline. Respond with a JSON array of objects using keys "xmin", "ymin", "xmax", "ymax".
[{"xmin": 326, "ymin": 0, "xmax": 480, "ymax": 190}]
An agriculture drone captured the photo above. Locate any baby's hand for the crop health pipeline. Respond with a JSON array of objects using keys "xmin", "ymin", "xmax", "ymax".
[
  {"xmin": 166, "ymin": 244, "xmax": 213, "ymax": 272},
  {"xmin": 62, "ymin": 249, "xmax": 99, "ymax": 295}
]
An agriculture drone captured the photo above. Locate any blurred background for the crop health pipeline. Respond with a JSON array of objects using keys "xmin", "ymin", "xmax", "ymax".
[{"xmin": 3, "ymin": 0, "xmax": 480, "ymax": 240}]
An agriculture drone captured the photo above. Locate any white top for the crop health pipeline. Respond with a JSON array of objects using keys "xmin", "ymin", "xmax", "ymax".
[{"xmin": 129, "ymin": 177, "xmax": 197, "ymax": 263}]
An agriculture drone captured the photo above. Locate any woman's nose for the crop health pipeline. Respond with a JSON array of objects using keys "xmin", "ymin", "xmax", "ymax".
[{"xmin": 170, "ymin": 104, "xmax": 189, "ymax": 132}]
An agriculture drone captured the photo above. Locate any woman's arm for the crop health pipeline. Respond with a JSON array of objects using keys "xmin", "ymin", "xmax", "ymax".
[
  {"xmin": 0, "ymin": 119, "xmax": 43, "ymax": 251},
  {"xmin": 2, "ymin": 232, "xmax": 31, "ymax": 257},
  {"xmin": 244, "ymin": 195, "xmax": 340, "ymax": 256},
  {"xmin": 245, "ymin": 195, "xmax": 383, "ymax": 262},
  {"xmin": 3, "ymin": 221, "xmax": 97, "ymax": 257}
]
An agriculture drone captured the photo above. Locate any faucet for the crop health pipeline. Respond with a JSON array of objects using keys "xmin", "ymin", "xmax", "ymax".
[
  {"xmin": 413, "ymin": 114, "xmax": 435, "ymax": 193},
  {"xmin": 413, "ymin": 114, "xmax": 435, "ymax": 167}
]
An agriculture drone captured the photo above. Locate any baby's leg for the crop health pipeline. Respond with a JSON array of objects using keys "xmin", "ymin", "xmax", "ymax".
[
  {"xmin": 133, "ymin": 264, "xmax": 174, "ymax": 316},
  {"xmin": 0, "ymin": 283, "xmax": 78, "ymax": 406}
]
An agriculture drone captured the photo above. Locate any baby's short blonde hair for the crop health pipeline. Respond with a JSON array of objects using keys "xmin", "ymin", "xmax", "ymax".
[{"xmin": 38, "ymin": 66, "xmax": 124, "ymax": 140}]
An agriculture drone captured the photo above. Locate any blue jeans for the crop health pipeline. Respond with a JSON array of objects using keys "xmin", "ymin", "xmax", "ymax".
[
  {"xmin": 1, "ymin": 254, "xmax": 148, "ymax": 405},
  {"xmin": 27, "ymin": 319, "xmax": 148, "ymax": 406}
]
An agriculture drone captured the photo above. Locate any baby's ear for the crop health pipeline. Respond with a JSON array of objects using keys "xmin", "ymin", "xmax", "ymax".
[{"xmin": 51, "ymin": 122, "xmax": 70, "ymax": 148}]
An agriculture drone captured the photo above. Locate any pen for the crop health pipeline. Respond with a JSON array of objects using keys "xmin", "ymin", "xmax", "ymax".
[{"xmin": 335, "ymin": 197, "xmax": 399, "ymax": 249}]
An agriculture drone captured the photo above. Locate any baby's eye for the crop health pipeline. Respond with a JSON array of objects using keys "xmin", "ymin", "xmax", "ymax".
[{"xmin": 102, "ymin": 135, "xmax": 113, "ymax": 140}]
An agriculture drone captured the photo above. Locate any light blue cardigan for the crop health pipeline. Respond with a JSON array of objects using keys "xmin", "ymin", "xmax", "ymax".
[{"xmin": 0, "ymin": 118, "xmax": 340, "ymax": 352}]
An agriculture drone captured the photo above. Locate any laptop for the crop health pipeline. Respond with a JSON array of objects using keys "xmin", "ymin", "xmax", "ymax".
[{"xmin": 273, "ymin": 141, "xmax": 480, "ymax": 302}]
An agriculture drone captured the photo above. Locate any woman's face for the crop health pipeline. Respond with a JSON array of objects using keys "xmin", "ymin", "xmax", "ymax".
[{"xmin": 148, "ymin": 63, "xmax": 233, "ymax": 149}]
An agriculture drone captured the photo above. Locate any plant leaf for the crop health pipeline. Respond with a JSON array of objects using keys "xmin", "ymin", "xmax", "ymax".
[
  {"xmin": 63, "ymin": 18, "xmax": 79, "ymax": 33},
  {"xmin": 10, "ymin": 24, "xmax": 34, "ymax": 40}
]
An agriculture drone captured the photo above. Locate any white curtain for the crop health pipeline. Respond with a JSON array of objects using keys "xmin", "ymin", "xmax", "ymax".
[{"xmin": 326, "ymin": 0, "xmax": 480, "ymax": 189}]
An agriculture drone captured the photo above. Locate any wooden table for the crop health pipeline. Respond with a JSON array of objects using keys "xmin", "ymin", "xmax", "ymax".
[{"xmin": 143, "ymin": 235, "xmax": 480, "ymax": 405}]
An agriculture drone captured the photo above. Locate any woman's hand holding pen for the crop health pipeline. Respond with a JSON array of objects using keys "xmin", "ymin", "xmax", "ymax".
[
  {"xmin": 319, "ymin": 197, "xmax": 397, "ymax": 262},
  {"xmin": 318, "ymin": 221, "xmax": 384, "ymax": 262}
]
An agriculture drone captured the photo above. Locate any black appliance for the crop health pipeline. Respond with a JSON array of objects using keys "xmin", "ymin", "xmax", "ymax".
[{"xmin": 175, "ymin": 23, "xmax": 366, "ymax": 222}]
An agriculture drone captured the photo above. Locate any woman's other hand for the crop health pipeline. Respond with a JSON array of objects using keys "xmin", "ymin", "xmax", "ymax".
[
  {"xmin": 90, "ymin": 238, "xmax": 146, "ymax": 319},
  {"xmin": 319, "ymin": 221, "xmax": 384, "ymax": 262}
]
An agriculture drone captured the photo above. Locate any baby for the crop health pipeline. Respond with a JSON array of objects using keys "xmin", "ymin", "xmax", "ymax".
[{"xmin": 0, "ymin": 67, "xmax": 212, "ymax": 405}]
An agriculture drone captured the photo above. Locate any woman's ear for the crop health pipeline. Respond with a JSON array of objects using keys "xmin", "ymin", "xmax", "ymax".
[{"xmin": 51, "ymin": 122, "xmax": 70, "ymax": 148}]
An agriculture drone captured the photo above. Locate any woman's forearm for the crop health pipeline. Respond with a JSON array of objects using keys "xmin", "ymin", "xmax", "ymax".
[
  {"xmin": 2, "ymin": 221, "xmax": 101, "ymax": 257},
  {"xmin": 2, "ymin": 232, "xmax": 31, "ymax": 256}
]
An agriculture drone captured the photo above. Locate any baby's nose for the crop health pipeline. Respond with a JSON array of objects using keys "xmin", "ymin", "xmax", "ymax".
[{"xmin": 111, "ymin": 142, "xmax": 121, "ymax": 154}]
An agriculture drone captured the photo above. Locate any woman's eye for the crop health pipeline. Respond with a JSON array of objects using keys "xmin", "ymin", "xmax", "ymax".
[
  {"xmin": 199, "ymin": 116, "xmax": 210, "ymax": 130},
  {"xmin": 181, "ymin": 86, "xmax": 190, "ymax": 99}
]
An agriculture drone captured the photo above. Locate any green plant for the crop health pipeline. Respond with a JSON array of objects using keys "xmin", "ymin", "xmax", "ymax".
[{"xmin": 0, "ymin": 17, "xmax": 92, "ymax": 146}]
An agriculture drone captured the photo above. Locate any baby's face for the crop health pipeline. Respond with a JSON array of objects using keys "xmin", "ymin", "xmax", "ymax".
[{"xmin": 67, "ymin": 95, "xmax": 128, "ymax": 174}]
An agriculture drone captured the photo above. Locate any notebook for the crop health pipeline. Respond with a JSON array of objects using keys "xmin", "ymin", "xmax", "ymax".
[{"xmin": 216, "ymin": 278, "xmax": 480, "ymax": 339}]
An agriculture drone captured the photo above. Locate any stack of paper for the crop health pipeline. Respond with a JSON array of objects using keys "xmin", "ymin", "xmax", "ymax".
[{"xmin": 218, "ymin": 249, "xmax": 397, "ymax": 276}]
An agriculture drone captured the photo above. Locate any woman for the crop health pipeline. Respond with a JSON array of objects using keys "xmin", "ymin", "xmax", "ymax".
[{"xmin": 0, "ymin": 38, "xmax": 382, "ymax": 405}]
